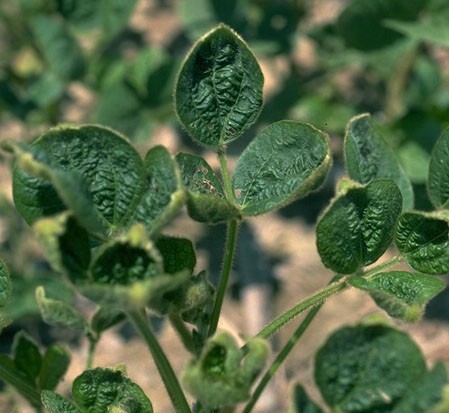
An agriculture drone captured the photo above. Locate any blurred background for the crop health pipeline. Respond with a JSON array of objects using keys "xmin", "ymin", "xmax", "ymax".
[{"xmin": 1, "ymin": 0, "xmax": 449, "ymax": 411}]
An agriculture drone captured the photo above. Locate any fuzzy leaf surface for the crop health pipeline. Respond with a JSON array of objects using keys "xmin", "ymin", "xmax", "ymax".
[
  {"xmin": 316, "ymin": 179, "xmax": 402, "ymax": 274},
  {"xmin": 175, "ymin": 24, "xmax": 263, "ymax": 148},
  {"xmin": 315, "ymin": 324, "xmax": 426, "ymax": 413},
  {"xmin": 344, "ymin": 113, "xmax": 413, "ymax": 210},
  {"xmin": 395, "ymin": 211, "xmax": 449, "ymax": 274},
  {"xmin": 41, "ymin": 390, "xmax": 80, "ymax": 413},
  {"xmin": 176, "ymin": 152, "xmax": 240, "ymax": 223},
  {"xmin": 349, "ymin": 271, "xmax": 446, "ymax": 321},
  {"xmin": 428, "ymin": 127, "xmax": 449, "ymax": 209},
  {"xmin": 233, "ymin": 121, "xmax": 331, "ymax": 216}
]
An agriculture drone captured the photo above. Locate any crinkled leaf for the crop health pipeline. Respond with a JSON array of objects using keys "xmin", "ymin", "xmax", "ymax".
[
  {"xmin": 233, "ymin": 121, "xmax": 331, "ymax": 216},
  {"xmin": 392, "ymin": 362, "xmax": 448, "ymax": 413},
  {"xmin": 156, "ymin": 236, "xmax": 196, "ymax": 274},
  {"xmin": 428, "ymin": 127, "xmax": 449, "ymax": 209},
  {"xmin": 175, "ymin": 24, "xmax": 263, "ymax": 148},
  {"xmin": 0, "ymin": 259, "xmax": 11, "ymax": 307},
  {"xmin": 395, "ymin": 211, "xmax": 449, "ymax": 274},
  {"xmin": 182, "ymin": 332, "xmax": 268, "ymax": 408},
  {"xmin": 13, "ymin": 332, "xmax": 42, "ymax": 383},
  {"xmin": 41, "ymin": 390, "xmax": 80, "ymax": 413},
  {"xmin": 315, "ymin": 324, "xmax": 426, "ymax": 413},
  {"xmin": 131, "ymin": 146, "xmax": 185, "ymax": 235},
  {"xmin": 29, "ymin": 14, "xmax": 85, "ymax": 80},
  {"xmin": 349, "ymin": 271, "xmax": 446, "ymax": 322},
  {"xmin": 176, "ymin": 152, "xmax": 240, "ymax": 223},
  {"xmin": 91, "ymin": 306, "xmax": 125, "ymax": 336},
  {"xmin": 39, "ymin": 344, "xmax": 70, "ymax": 391},
  {"xmin": 316, "ymin": 179, "xmax": 402, "ymax": 274},
  {"xmin": 344, "ymin": 113, "xmax": 413, "ymax": 210},
  {"xmin": 35, "ymin": 286, "xmax": 88, "ymax": 331},
  {"xmin": 336, "ymin": 0, "xmax": 429, "ymax": 51},
  {"xmin": 72, "ymin": 367, "xmax": 153, "ymax": 413},
  {"xmin": 33, "ymin": 212, "xmax": 90, "ymax": 283},
  {"xmin": 290, "ymin": 384, "xmax": 325, "ymax": 413}
]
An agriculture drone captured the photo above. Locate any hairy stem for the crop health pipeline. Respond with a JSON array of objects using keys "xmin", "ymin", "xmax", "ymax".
[
  {"xmin": 208, "ymin": 219, "xmax": 239, "ymax": 337},
  {"xmin": 257, "ymin": 276, "xmax": 349, "ymax": 339},
  {"xmin": 169, "ymin": 312, "xmax": 195, "ymax": 353},
  {"xmin": 218, "ymin": 147, "xmax": 235, "ymax": 203},
  {"xmin": 127, "ymin": 309, "xmax": 192, "ymax": 413}
]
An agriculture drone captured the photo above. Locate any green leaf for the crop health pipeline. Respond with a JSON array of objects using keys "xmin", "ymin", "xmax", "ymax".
[
  {"xmin": 315, "ymin": 324, "xmax": 427, "ymax": 413},
  {"xmin": 428, "ymin": 127, "xmax": 449, "ymax": 209},
  {"xmin": 233, "ymin": 121, "xmax": 331, "ymax": 216},
  {"xmin": 176, "ymin": 152, "xmax": 240, "ymax": 223},
  {"xmin": 344, "ymin": 113, "xmax": 414, "ymax": 210},
  {"xmin": 131, "ymin": 146, "xmax": 185, "ymax": 235},
  {"xmin": 29, "ymin": 14, "xmax": 85, "ymax": 80},
  {"xmin": 13, "ymin": 332, "xmax": 42, "ymax": 383},
  {"xmin": 91, "ymin": 306, "xmax": 125, "ymax": 335},
  {"xmin": 72, "ymin": 367, "xmax": 153, "ymax": 413},
  {"xmin": 41, "ymin": 390, "xmax": 80, "ymax": 413},
  {"xmin": 289, "ymin": 384, "xmax": 325, "ymax": 413},
  {"xmin": 392, "ymin": 362, "xmax": 448, "ymax": 413},
  {"xmin": 10, "ymin": 125, "xmax": 145, "ymax": 235},
  {"xmin": 156, "ymin": 236, "xmax": 196, "ymax": 274},
  {"xmin": 349, "ymin": 271, "xmax": 446, "ymax": 322},
  {"xmin": 395, "ymin": 211, "xmax": 449, "ymax": 274},
  {"xmin": 0, "ymin": 259, "xmax": 11, "ymax": 307},
  {"xmin": 35, "ymin": 286, "xmax": 88, "ymax": 331},
  {"xmin": 39, "ymin": 344, "xmax": 70, "ymax": 391},
  {"xmin": 316, "ymin": 179, "xmax": 402, "ymax": 273},
  {"xmin": 175, "ymin": 24, "xmax": 263, "ymax": 148},
  {"xmin": 336, "ymin": 0, "xmax": 429, "ymax": 51},
  {"xmin": 33, "ymin": 212, "xmax": 90, "ymax": 283},
  {"xmin": 182, "ymin": 332, "xmax": 268, "ymax": 408}
]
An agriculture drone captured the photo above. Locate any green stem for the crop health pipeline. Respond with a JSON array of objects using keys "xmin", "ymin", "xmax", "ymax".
[
  {"xmin": 208, "ymin": 219, "xmax": 239, "ymax": 337},
  {"xmin": 169, "ymin": 312, "xmax": 195, "ymax": 353},
  {"xmin": 127, "ymin": 309, "xmax": 192, "ymax": 413},
  {"xmin": 218, "ymin": 147, "xmax": 235, "ymax": 203},
  {"xmin": 364, "ymin": 255, "xmax": 402, "ymax": 279},
  {"xmin": 257, "ymin": 276, "xmax": 349, "ymax": 339},
  {"xmin": 0, "ymin": 356, "xmax": 42, "ymax": 408}
]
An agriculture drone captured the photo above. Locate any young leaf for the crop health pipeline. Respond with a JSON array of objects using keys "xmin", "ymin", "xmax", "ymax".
[
  {"xmin": 316, "ymin": 179, "xmax": 402, "ymax": 274},
  {"xmin": 233, "ymin": 121, "xmax": 331, "ymax": 216},
  {"xmin": 41, "ymin": 390, "xmax": 80, "ymax": 413},
  {"xmin": 33, "ymin": 212, "xmax": 91, "ymax": 283},
  {"xmin": 175, "ymin": 24, "xmax": 263, "ymax": 148},
  {"xmin": 349, "ymin": 271, "xmax": 446, "ymax": 322},
  {"xmin": 35, "ymin": 286, "xmax": 88, "ymax": 332},
  {"xmin": 344, "ymin": 113, "xmax": 413, "ymax": 210},
  {"xmin": 91, "ymin": 306, "xmax": 126, "ymax": 336},
  {"xmin": 289, "ymin": 384, "xmax": 325, "ymax": 413},
  {"xmin": 10, "ymin": 125, "xmax": 145, "ymax": 234},
  {"xmin": 395, "ymin": 211, "xmax": 449, "ymax": 274},
  {"xmin": 39, "ymin": 344, "xmax": 71, "ymax": 391},
  {"xmin": 315, "ymin": 324, "xmax": 426, "ymax": 413},
  {"xmin": 131, "ymin": 145, "xmax": 185, "ymax": 235},
  {"xmin": 156, "ymin": 236, "xmax": 197, "ymax": 274},
  {"xmin": 428, "ymin": 127, "xmax": 449, "ymax": 209},
  {"xmin": 72, "ymin": 367, "xmax": 153, "ymax": 413},
  {"xmin": 0, "ymin": 259, "xmax": 11, "ymax": 307},
  {"xmin": 182, "ymin": 331, "xmax": 268, "ymax": 408},
  {"xmin": 175, "ymin": 152, "xmax": 240, "ymax": 223},
  {"xmin": 13, "ymin": 332, "xmax": 42, "ymax": 383}
]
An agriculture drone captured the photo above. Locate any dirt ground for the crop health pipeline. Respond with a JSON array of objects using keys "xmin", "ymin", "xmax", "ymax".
[{"xmin": 2, "ymin": 0, "xmax": 449, "ymax": 412}]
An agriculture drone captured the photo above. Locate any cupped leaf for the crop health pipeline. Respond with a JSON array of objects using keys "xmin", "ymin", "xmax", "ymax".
[
  {"xmin": 349, "ymin": 271, "xmax": 446, "ymax": 322},
  {"xmin": 395, "ymin": 210, "xmax": 449, "ymax": 274},
  {"xmin": 316, "ymin": 179, "xmax": 402, "ymax": 274},
  {"xmin": 176, "ymin": 152, "xmax": 240, "ymax": 223},
  {"xmin": 182, "ymin": 331, "xmax": 268, "ymax": 408},
  {"xmin": 175, "ymin": 24, "xmax": 263, "ymax": 148},
  {"xmin": 156, "ymin": 236, "xmax": 196, "ymax": 274},
  {"xmin": 428, "ymin": 127, "xmax": 449, "ymax": 209},
  {"xmin": 9, "ymin": 125, "xmax": 145, "ymax": 235},
  {"xmin": 233, "ymin": 121, "xmax": 331, "ymax": 216},
  {"xmin": 0, "ymin": 259, "xmax": 11, "ymax": 307},
  {"xmin": 35, "ymin": 286, "xmax": 88, "ymax": 332},
  {"xmin": 131, "ymin": 145, "xmax": 185, "ymax": 235},
  {"xmin": 344, "ymin": 113, "xmax": 413, "ymax": 210},
  {"xmin": 33, "ymin": 212, "xmax": 90, "ymax": 283},
  {"xmin": 39, "ymin": 344, "xmax": 71, "ymax": 391},
  {"xmin": 336, "ymin": 0, "xmax": 429, "ymax": 51},
  {"xmin": 315, "ymin": 324, "xmax": 426, "ymax": 413}
]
